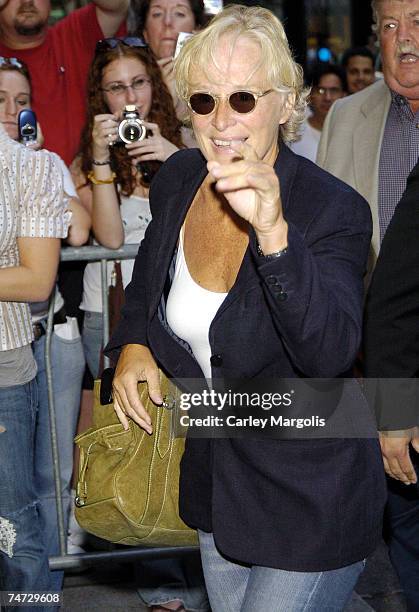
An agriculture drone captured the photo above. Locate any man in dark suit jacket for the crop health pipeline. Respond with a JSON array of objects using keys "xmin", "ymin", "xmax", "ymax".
[{"xmin": 364, "ymin": 162, "xmax": 419, "ymax": 610}]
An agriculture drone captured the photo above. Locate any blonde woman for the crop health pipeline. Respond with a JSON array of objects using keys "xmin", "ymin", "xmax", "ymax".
[{"xmin": 108, "ymin": 6, "xmax": 386, "ymax": 610}]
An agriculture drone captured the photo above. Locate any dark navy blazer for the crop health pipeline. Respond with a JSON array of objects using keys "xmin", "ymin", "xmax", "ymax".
[{"xmin": 107, "ymin": 145, "xmax": 386, "ymax": 572}]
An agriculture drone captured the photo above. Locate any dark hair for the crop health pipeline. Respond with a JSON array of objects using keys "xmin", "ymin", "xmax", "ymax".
[
  {"xmin": 307, "ymin": 63, "xmax": 348, "ymax": 93},
  {"xmin": 79, "ymin": 43, "xmax": 183, "ymax": 193},
  {"xmin": 128, "ymin": 0, "xmax": 206, "ymax": 37},
  {"xmin": 341, "ymin": 46, "xmax": 375, "ymax": 68}
]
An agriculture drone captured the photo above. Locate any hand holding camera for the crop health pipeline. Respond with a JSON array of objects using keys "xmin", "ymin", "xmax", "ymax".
[
  {"xmin": 92, "ymin": 106, "xmax": 147, "ymax": 158},
  {"xmin": 117, "ymin": 105, "xmax": 147, "ymax": 144},
  {"xmin": 92, "ymin": 112, "xmax": 119, "ymax": 160},
  {"xmin": 91, "ymin": 106, "xmax": 178, "ymax": 187},
  {"xmin": 125, "ymin": 121, "xmax": 178, "ymax": 164}
]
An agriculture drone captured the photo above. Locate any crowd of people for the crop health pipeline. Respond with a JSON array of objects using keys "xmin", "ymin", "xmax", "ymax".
[{"xmin": 0, "ymin": 0, "xmax": 418, "ymax": 611}]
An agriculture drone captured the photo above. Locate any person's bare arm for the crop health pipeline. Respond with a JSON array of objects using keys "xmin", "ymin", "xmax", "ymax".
[
  {"xmin": 0, "ymin": 237, "xmax": 60, "ymax": 302},
  {"xmin": 70, "ymin": 158, "xmax": 93, "ymax": 214},
  {"xmin": 94, "ymin": 0, "xmax": 130, "ymax": 38},
  {"xmin": 70, "ymin": 152, "xmax": 124, "ymax": 249},
  {"xmin": 66, "ymin": 197, "xmax": 91, "ymax": 247}
]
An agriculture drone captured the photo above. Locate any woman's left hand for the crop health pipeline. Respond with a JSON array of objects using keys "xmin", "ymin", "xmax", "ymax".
[
  {"xmin": 125, "ymin": 121, "xmax": 179, "ymax": 163},
  {"xmin": 157, "ymin": 57, "xmax": 177, "ymax": 100},
  {"xmin": 207, "ymin": 142, "xmax": 288, "ymax": 247},
  {"xmin": 156, "ymin": 57, "xmax": 187, "ymax": 119}
]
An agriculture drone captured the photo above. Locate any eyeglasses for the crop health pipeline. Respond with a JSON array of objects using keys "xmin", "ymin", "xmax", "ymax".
[
  {"xmin": 187, "ymin": 89, "xmax": 274, "ymax": 115},
  {"xmin": 96, "ymin": 37, "xmax": 148, "ymax": 53},
  {"xmin": 0, "ymin": 57, "xmax": 23, "ymax": 69},
  {"xmin": 314, "ymin": 86, "xmax": 343, "ymax": 97},
  {"xmin": 101, "ymin": 76, "xmax": 152, "ymax": 96}
]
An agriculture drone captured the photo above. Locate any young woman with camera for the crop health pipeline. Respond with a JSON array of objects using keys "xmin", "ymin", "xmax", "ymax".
[
  {"xmin": 72, "ymin": 38, "xmax": 209, "ymax": 612},
  {"xmin": 72, "ymin": 37, "xmax": 183, "ymax": 380}
]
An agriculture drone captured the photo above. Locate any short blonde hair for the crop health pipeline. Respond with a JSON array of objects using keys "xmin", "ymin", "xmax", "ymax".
[{"xmin": 173, "ymin": 4, "xmax": 309, "ymax": 143}]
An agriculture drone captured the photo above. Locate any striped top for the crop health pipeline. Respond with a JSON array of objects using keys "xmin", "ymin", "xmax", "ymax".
[{"xmin": 0, "ymin": 125, "xmax": 70, "ymax": 351}]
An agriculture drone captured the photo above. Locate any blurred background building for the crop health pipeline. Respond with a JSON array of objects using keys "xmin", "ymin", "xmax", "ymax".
[{"xmin": 51, "ymin": 0, "xmax": 377, "ymax": 70}]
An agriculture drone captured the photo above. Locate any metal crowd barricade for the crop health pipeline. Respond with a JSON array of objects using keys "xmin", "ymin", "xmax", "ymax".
[{"xmin": 46, "ymin": 245, "xmax": 199, "ymax": 571}]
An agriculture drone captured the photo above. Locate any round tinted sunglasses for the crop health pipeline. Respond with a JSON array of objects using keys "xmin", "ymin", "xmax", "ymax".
[
  {"xmin": 187, "ymin": 89, "xmax": 274, "ymax": 115},
  {"xmin": 96, "ymin": 37, "xmax": 148, "ymax": 53}
]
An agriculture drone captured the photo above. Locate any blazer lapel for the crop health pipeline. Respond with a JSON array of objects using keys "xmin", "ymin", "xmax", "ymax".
[
  {"xmin": 353, "ymin": 81, "xmax": 391, "ymax": 257},
  {"xmin": 148, "ymin": 155, "xmax": 208, "ymax": 315},
  {"xmin": 149, "ymin": 144, "xmax": 299, "ymax": 321}
]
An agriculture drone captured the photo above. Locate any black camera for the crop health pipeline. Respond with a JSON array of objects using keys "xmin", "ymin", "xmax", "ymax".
[
  {"xmin": 117, "ymin": 105, "xmax": 146, "ymax": 144},
  {"xmin": 18, "ymin": 109, "xmax": 37, "ymax": 145}
]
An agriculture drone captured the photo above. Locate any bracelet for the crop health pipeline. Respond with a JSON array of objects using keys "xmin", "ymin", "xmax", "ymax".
[
  {"xmin": 92, "ymin": 159, "xmax": 111, "ymax": 166},
  {"xmin": 257, "ymin": 243, "xmax": 288, "ymax": 259},
  {"xmin": 87, "ymin": 170, "xmax": 116, "ymax": 185}
]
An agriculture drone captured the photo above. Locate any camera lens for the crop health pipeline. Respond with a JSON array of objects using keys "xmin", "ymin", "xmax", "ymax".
[
  {"xmin": 21, "ymin": 124, "xmax": 35, "ymax": 137},
  {"xmin": 123, "ymin": 124, "xmax": 141, "ymax": 142},
  {"xmin": 118, "ymin": 110, "xmax": 146, "ymax": 144}
]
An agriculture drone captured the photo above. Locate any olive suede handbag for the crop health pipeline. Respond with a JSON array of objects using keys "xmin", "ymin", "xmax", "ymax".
[{"xmin": 74, "ymin": 368, "xmax": 198, "ymax": 547}]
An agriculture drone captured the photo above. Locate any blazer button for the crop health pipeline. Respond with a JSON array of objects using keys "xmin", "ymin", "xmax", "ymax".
[
  {"xmin": 266, "ymin": 275, "xmax": 279, "ymax": 285},
  {"xmin": 210, "ymin": 354, "xmax": 223, "ymax": 367}
]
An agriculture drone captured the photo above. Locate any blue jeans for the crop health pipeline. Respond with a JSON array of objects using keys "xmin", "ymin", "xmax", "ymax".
[
  {"xmin": 33, "ymin": 331, "xmax": 85, "ymax": 590},
  {"xmin": 385, "ymin": 449, "xmax": 419, "ymax": 612},
  {"xmin": 198, "ymin": 531, "xmax": 365, "ymax": 612},
  {"xmin": 0, "ymin": 380, "xmax": 52, "ymax": 609},
  {"xmin": 82, "ymin": 311, "xmax": 103, "ymax": 379}
]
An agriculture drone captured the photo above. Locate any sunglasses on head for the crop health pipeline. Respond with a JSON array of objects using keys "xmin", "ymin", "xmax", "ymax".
[
  {"xmin": 187, "ymin": 89, "xmax": 274, "ymax": 115},
  {"xmin": 0, "ymin": 57, "xmax": 24, "ymax": 69},
  {"xmin": 96, "ymin": 37, "xmax": 148, "ymax": 53}
]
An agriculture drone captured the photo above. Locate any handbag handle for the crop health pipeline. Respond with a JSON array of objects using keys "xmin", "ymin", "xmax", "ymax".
[{"xmin": 100, "ymin": 367, "xmax": 115, "ymax": 405}]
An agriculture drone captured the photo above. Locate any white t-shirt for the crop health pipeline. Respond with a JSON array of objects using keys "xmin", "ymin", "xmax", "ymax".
[
  {"xmin": 81, "ymin": 193, "xmax": 151, "ymax": 313},
  {"xmin": 289, "ymin": 119, "xmax": 321, "ymax": 164},
  {"xmin": 166, "ymin": 228, "xmax": 227, "ymax": 379}
]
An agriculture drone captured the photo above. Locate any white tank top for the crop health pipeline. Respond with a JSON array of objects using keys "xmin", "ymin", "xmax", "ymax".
[
  {"xmin": 166, "ymin": 228, "xmax": 227, "ymax": 379},
  {"xmin": 81, "ymin": 193, "xmax": 151, "ymax": 313}
]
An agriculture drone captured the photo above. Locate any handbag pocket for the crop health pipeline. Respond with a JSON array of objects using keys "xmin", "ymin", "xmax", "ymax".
[{"xmin": 74, "ymin": 372, "xmax": 198, "ymax": 547}]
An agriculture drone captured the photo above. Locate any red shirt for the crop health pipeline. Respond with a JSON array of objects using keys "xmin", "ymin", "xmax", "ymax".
[{"xmin": 0, "ymin": 5, "xmax": 126, "ymax": 165}]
